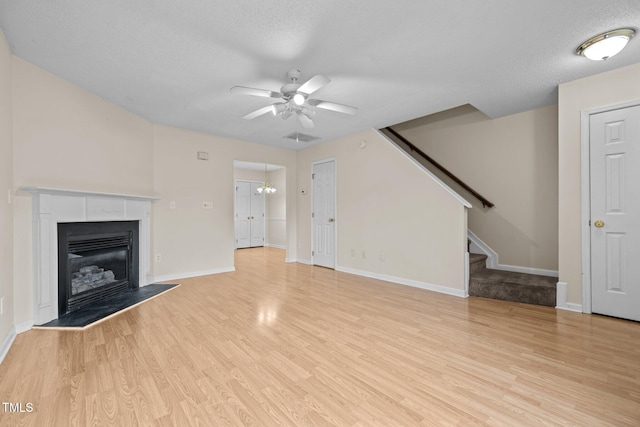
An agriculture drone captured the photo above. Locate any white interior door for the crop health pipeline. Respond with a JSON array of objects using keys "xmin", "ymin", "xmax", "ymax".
[
  {"xmin": 250, "ymin": 182, "xmax": 265, "ymax": 247},
  {"xmin": 235, "ymin": 181, "xmax": 265, "ymax": 249},
  {"xmin": 590, "ymin": 105, "xmax": 640, "ymax": 321},
  {"xmin": 312, "ymin": 160, "xmax": 336, "ymax": 268}
]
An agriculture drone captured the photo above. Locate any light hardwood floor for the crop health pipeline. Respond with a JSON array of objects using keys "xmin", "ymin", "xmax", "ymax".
[{"xmin": 1, "ymin": 247, "xmax": 639, "ymax": 426}]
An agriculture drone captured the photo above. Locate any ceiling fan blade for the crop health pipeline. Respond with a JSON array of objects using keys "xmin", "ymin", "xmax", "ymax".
[
  {"xmin": 308, "ymin": 99, "xmax": 358, "ymax": 115},
  {"xmin": 230, "ymin": 86, "xmax": 282, "ymax": 99},
  {"xmin": 297, "ymin": 111, "xmax": 315, "ymax": 129},
  {"xmin": 297, "ymin": 75, "xmax": 330, "ymax": 95},
  {"xmin": 243, "ymin": 105, "xmax": 274, "ymax": 120}
]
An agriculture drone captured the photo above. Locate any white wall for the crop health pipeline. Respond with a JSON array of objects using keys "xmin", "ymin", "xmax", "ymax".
[
  {"xmin": 297, "ymin": 129, "xmax": 468, "ymax": 292},
  {"xmin": 0, "ymin": 28, "xmax": 14, "ymax": 353},
  {"xmin": 558, "ymin": 63, "xmax": 640, "ymax": 305},
  {"xmin": 394, "ymin": 104, "xmax": 559, "ymax": 272}
]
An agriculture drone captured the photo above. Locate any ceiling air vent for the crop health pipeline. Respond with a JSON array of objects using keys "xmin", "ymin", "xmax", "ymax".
[{"xmin": 283, "ymin": 132, "xmax": 320, "ymax": 143}]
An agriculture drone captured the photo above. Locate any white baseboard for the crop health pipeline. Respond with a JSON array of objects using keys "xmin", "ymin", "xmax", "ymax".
[
  {"xmin": 467, "ymin": 230, "xmax": 558, "ymax": 277},
  {"xmin": 266, "ymin": 243, "xmax": 286, "ymax": 250},
  {"xmin": 289, "ymin": 258, "xmax": 312, "ymax": 265},
  {"xmin": 0, "ymin": 325, "xmax": 17, "ymax": 365},
  {"xmin": 555, "ymin": 282, "xmax": 583, "ymax": 312},
  {"xmin": 16, "ymin": 320, "xmax": 34, "ymax": 334},
  {"xmin": 336, "ymin": 266, "xmax": 467, "ymax": 298},
  {"xmin": 496, "ymin": 263, "xmax": 559, "ymax": 278},
  {"xmin": 153, "ymin": 267, "xmax": 235, "ymax": 283}
]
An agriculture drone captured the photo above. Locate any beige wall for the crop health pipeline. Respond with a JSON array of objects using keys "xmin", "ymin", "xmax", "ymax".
[
  {"xmin": 153, "ymin": 125, "xmax": 296, "ymax": 279},
  {"xmin": 8, "ymin": 55, "xmax": 299, "ymax": 324},
  {"xmin": 11, "ymin": 58, "xmax": 155, "ymax": 323},
  {"xmin": 394, "ymin": 105, "xmax": 559, "ymax": 272},
  {"xmin": 265, "ymin": 168, "xmax": 286, "ymax": 248},
  {"xmin": 297, "ymin": 129, "xmax": 468, "ymax": 291},
  {"xmin": 558, "ymin": 63, "xmax": 640, "ymax": 305},
  {"xmin": 0, "ymin": 29, "xmax": 13, "ymax": 344}
]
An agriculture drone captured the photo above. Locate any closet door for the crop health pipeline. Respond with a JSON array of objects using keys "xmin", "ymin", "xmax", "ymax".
[
  {"xmin": 250, "ymin": 182, "xmax": 265, "ymax": 247},
  {"xmin": 235, "ymin": 181, "xmax": 265, "ymax": 249},
  {"xmin": 235, "ymin": 181, "xmax": 251, "ymax": 249}
]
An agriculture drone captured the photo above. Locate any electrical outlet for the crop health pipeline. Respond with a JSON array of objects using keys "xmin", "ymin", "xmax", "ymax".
[
  {"xmin": 169, "ymin": 201, "xmax": 176, "ymax": 209},
  {"xmin": 155, "ymin": 254, "xmax": 162, "ymax": 262},
  {"xmin": 7, "ymin": 189, "xmax": 11, "ymax": 205},
  {"xmin": 350, "ymin": 249, "xmax": 355, "ymax": 257},
  {"xmin": 0, "ymin": 297, "xmax": 3, "ymax": 315},
  {"xmin": 379, "ymin": 252, "xmax": 385, "ymax": 262},
  {"xmin": 362, "ymin": 250, "xmax": 366, "ymax": 259}
]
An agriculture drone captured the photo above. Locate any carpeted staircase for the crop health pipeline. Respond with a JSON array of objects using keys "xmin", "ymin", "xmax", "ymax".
[{"xmin": 469, "ymin": 253, "xmax": 556, "ymax": 306}]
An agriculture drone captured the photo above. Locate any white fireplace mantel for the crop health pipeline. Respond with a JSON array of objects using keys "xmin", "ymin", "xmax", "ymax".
[{"xmin": 21, "ymin": 187, "xmax": 157, "ymax": 325}]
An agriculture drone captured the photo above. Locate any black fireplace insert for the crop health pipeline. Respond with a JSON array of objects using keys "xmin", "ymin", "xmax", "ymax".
[{"xmin": 57, "ymin": 221, "xmax": 139, "ymax": 315}]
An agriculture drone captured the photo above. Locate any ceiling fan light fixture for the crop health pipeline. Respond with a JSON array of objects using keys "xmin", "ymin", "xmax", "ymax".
[
  {"xmin": 292, "ymin": 93, "xmax": 305, "ymax": 105},
  {"xmin": 272, "ymin": 103, "xmax": 286, "ymax": 115},
  {"xmin": 301, "ymin": 107, "xmax": 315, "ymax": 119},
  {"xmin": 281, "ymin": 109, "xmax": 293, "ymax": 120},
  {"xmin": 576, "ymin": 28, "xmax": 635, "ymax": 60}
]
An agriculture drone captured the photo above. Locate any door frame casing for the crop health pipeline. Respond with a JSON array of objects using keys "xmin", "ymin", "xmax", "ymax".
[
  {"xmin": 580, "ymin": 99, "xmax": 640, "ymax": 313},
  {"xmin": 311, "ymin": 157, "xmax": 337, "ymax": 268}
]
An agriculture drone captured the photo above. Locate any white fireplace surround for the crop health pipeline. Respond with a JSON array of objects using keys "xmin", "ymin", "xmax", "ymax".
[{"xmin": 21, "ymin": 187, "xmax": 157, "ymax": 325}]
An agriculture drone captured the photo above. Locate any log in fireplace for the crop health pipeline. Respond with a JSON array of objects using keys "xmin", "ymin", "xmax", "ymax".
[{"xmin": 57, "ymin": 221, "xmax": 139, "ymax": 315}]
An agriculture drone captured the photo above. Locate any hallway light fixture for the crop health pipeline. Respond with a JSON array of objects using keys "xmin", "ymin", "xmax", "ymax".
[
  {"xmin": 256, "ymin": 164, "xmax": 277, "ymax": 194},
  {"xmin": 576, "ymin": 28, "xmax": 635, "ymax": 61}
]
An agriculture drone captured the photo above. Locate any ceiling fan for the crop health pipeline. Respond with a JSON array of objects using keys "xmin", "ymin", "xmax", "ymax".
[{"xmin": 230, "ymin": 69, "xmax": 358, "ymax": 129}]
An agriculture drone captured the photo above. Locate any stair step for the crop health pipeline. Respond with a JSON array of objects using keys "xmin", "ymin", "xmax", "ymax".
[
  {"xmin": 469, "ymin": 253, "xmax": 488, "ymax": 274},
  {"xmin": 469, "ymin": 269, "xmax": 556, "ymax": 307}
]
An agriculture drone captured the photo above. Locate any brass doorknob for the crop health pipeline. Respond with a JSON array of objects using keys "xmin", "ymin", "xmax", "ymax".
[
  {"xmin": 328, "ymin": 218, "xmax": 334, "ymax": 223},
  {"xmin": 594, "ymin": 220, "xmax": 605, "ymax": 228}
]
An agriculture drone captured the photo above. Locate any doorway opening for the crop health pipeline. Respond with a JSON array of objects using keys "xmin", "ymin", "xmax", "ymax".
[{"xmin": 234, "ymin": 161, "xmax": 287, "ymax": 251}]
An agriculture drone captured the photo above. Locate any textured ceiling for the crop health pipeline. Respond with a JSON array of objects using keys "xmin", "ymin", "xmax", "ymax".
[{"xmin": 0, "ymin": 1, "xmax": 638, "ymax": 150}]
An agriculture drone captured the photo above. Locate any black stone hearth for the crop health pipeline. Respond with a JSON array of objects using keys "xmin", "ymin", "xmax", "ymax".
[{"xmin": 38, "ymin": 284, "xmax": 178, "ymax": 328}]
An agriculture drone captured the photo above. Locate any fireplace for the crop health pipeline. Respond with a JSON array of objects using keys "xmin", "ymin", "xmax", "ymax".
[{"xmin": 58, "ymin": 221, "xmax": 139, "ymax": 315}]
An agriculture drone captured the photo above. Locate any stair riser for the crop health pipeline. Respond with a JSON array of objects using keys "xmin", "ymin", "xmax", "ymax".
[
  {"xmin": 469, "ymin": 260, "xmax": 486, "ymax": 275},
  {"xmin": 469, "ymin": 280, "xmax": 555, "ymax": 307}
]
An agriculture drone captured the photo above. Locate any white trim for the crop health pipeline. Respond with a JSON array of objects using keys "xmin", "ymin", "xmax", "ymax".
[
  {"xmin": 265, "ymin": 243, "xmax": 286, "ymax": 249},
  {"xmin": 464, "ymin": 251, "xmax": 470, "ymax": 296},
  {"xmin": 311, "ymin": 158, "xmax": 337, "ymax": 269},
  {"xmin": 467, "ymin": 230, "xmax": 558, "ymax": 277},
  {"xmin": 23, "ymin": 189, "xmax": 154, "ymax": 325},
  {"xmin": 0, "ymin": 326, "xmax": 17, "ymax": 365},
  {"xmin": 580, "ymin": 99, "xmax": 640, "ymax": 314},
  {"xmin": 581, "ymin": 108, "xmax": 593, "ymax": 314},
  {"xmin": 20, "ymin": 186, "xmax": 157, "ymax": 201},
  {"xmin": 467, "ymin": 230, "xmax": 498, "ymax": 269},
  {"xmin": 153, "ymin": 267, "xmax": 235, "ymax": 283},
  {"xmin": 290, "ymin": 258, "xmax": 312, "ymax": 265},
  {"xmin": 374, "ymin": 128, "xmax": 472, "ymax": 209},
  {"xmin": 555, "ymin": 282, "xmax": 583, "ymax": 312},
  {"xmin": 15, "ymin": 320, "xmax": 34, "ymax": 334},
  {"xmin": 336, "ymin": 266, "xmax": 467, "ymax": 298},
  {"xmin": 495, "ymin": 264, "xmax": 558, "ymax": 278}
]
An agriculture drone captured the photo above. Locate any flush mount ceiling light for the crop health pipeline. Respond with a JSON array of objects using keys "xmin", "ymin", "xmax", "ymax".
[{"xmin": 576, "ymin": 28, "xmax": 636, "ymax": 61}]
